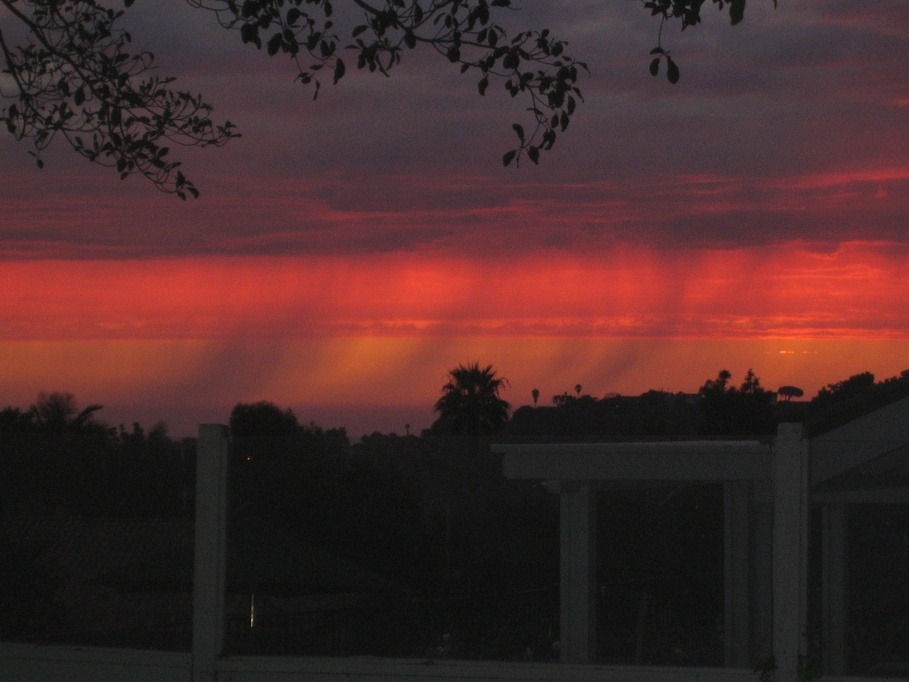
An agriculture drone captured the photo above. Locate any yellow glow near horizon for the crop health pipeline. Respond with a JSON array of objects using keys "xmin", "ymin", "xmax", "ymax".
[
  {"xmin": 1, "ymin": 337, "xmax": 906, "ymax": 436},
  {"xmin": 2, "ymin": 241, "xmax": 905, "ymax": 435}
]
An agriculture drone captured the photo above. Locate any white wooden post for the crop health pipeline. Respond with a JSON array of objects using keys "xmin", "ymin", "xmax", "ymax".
[
  {"xmin": 772, "ymin": 423, "xmax": 809, "ymax": 679},
  {"xmin": 192, "ymin": 424, "xmax": 229, "ymax": 682},
  {"xmin": 822, "ymin": 502, "xmax": 848, "ymax": 675},
  {"xmin": 560, "ymin": 481, "xmax": 597, "ymax": 663},
  {"xmin": 724, "ymin": 480, "xmax": 751, "ymax": 667}
]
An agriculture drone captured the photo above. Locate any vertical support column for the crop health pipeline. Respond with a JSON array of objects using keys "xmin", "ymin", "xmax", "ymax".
[
  {"xmin": 560, "ymin": 481, "xmax": 597, "ymax": 663},
  {"xmin": 193, "ymin": 424, "xmax": 229, "ymax": 682},
  {"xmin": 822, "ymin": 502, "xmax": 848, "ymax": 675},
  {"xmin": 724, "ymin": 480, "xmax": 751, "ymax": 667},
  {"xmin": 772, "ymin": 423, "xmax": 809, "ymax": 680}
]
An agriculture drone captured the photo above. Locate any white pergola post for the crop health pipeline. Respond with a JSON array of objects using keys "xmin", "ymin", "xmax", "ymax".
[
  {"xmin": 560, "ymin": 481, "xmax": 597, "ymax": 664},
  {"xmin": 772, "ymin": 423, "xmax": 809, "ymax": 680},
  {"xmin": 822, "ymin": 502, "xmax": 848, "ymax": 675},
  {"xmin": 498, "ymin": 441, "xmax": 774, "ymax": 668},
  {"xmin": 192, "ymin": 424, "xmax": 229, "ymax": 682}
]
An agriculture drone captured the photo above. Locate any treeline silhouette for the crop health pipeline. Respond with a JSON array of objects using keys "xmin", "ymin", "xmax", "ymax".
[
  {"xmin": 0, "ymin": 392, "xmax": 193, "ymax": 518},
  {"xmin": 1, "ymin": 369, "xmax": 907, "ymax": 661},
  {"xmin": 476, "ymin": 368, "xmax": 908, "ymax": 442},
  {"xmin": 505, "ymin": 368, "xmax": 779, "ymax": 442}
]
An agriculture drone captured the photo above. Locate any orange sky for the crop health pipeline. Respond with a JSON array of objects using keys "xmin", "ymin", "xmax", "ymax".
[
  {"xmin": 2, "ymin": 336, "xmax": 905, "ymax": 437},
  {"xmin": 2, "ymin": 241, "xmax": 906, "ymax": 435},
  {"xmin": 4, "ymin": 242, "xmax": 906, "ymax": 341}
]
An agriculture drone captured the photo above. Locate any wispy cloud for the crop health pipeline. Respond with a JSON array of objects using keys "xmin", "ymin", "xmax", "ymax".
[{"xmin": 3, "ymin": 242, "xmax": 905, "ymax": 342}]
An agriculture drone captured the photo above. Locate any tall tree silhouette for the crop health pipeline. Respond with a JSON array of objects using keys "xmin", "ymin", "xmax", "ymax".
[
  {"xmin": 229, "ymin": 401, "xmax": 299, "ymax": 438},
  {"xmin": 697, "ymin": 369, "xmax": 775, "ymax": 436},
  {"xmin": 433, "ymin": 363, "xmax": 510, "ymax": 436}
]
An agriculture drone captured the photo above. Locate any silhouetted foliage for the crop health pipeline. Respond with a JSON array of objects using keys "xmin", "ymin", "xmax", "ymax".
[
  {"xmin": 30, "ymin": 391, "xmax": 107, "ymax": 435},
  {"xmin": 432, "ymin": 362, "xmax": 510, "ymax": 436},
  {"xmin": 510, "ymin": 368, "xmax": 908, "ymax": 443},
  {"xmin": 0, "ymin": 0, "xmax": 764, "ymax": 193},
  {"xmin": 0, "ymin": 406, "xmax": 35, "ymax": 434},
  {"xmin": 229, "ymin": 400, "xmax": 349, "ymax": 465},
  {"xmin": 507, "ymin": 370, "xmax": 784, "ymax": 441},
  {"xmin": 807, "ymin": 369, "xmax": 909, "ymax": 436},
  {"xmin": 229, "ymin": 400, "xmax": 300, "ymax": 439},
  {"xmin": 629, "ymin": 390, "xmax": 699, "ymax": 439},
  {"xmin": 507, "ymin": 389, "xmax": 701, "ymax": 442},
  {"xmin": 105, "ymin": 421, "xmax": 192, "ymax": 517},
  {"xmin": 697, "ymin": 368, "xmax": 776, "ymax": 437},
  {"xmin": 815, "ymin": 371, "xmax": 877, "ymax": 402},
  {"xmin": 0, "ymin": 0, "xmax": 238, "ymax": 196},
  {"xmin": 777, "ymin": 385, "xmax": 804, "ymax": 401},
  {"xmin": 644, "ymin": 0, "xmax": 770, "ymax": 84},
  {"xmin": 0, "ymin": 393, "xmax": 192, "ymax": 517}
]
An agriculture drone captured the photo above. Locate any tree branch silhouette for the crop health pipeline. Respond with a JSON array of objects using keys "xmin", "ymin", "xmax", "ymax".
[{"xmin": 1, "ymin": 0, "xmax": 766, "ymax": 196}]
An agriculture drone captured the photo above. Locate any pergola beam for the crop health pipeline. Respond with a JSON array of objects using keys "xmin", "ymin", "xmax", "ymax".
[{"xmin": 498, "ymin": 442, "xmax": 772, "ymax": 482}]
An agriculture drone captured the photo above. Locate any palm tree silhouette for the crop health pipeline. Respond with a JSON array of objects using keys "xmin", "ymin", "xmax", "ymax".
[
  {"xmin": 433, "ymin": 363, "xmax": 510, "ymax": 435},
  {"xmin": 531, "ymin": 388, "xmax": 540, "ymax": 405},
  {"xmin": 31, "ymin": 392, "xmax": 105, "ymax": 434}
]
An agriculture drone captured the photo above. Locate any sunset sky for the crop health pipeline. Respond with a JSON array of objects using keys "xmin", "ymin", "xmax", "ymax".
[{"xmin": 1, "ymin": 0, "xmax": 907, "ymax": 437}]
